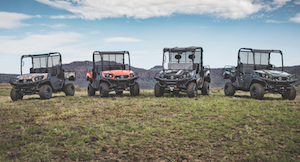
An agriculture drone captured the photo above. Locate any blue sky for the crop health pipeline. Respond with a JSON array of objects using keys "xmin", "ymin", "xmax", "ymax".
[{"xmin": 0, "ymin": 0, "xmax": 300, "ymax": 74}]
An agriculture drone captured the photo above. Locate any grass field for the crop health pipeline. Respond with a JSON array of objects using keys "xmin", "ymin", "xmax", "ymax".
[{"xmin": 0, "ymin": 83, "xmax": 300, "ymax": 161}]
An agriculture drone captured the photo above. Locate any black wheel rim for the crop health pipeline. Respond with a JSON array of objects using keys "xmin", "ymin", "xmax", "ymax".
[
  {"xmin": 100, "ymin": 84, "xmax": 103, "ymax": 96},
  {"xmin": 193, "ymin": 84, "xmax": 197, "ymax": 97},
  {"xmin": 225, "ymin": 85, "xmax": 229, "ymax": 94},
  {"xmin": 207, "ymin": 85, "xmax": 210, "ymax": 95},
  {"xmin": 70, "ymin": 86, "xmax": 74, "ymax": 95},
  {"xmin": 46, "ymin": 87, "xmax": 51, "ymax": 98},
  {"xmin": 252, "ymin": 87, "xmax": 257, "ymax": 97}
]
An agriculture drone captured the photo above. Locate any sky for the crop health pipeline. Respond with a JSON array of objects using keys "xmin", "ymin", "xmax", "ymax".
[{"xmin": 0, "ymin": 0, "xmax": 300, "ymax": 74}]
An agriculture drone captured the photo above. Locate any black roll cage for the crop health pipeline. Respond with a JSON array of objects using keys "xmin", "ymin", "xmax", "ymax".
[
  {"xmin": 92, "ymin": 51, "xmax": 131, "ymax": 76},
  {"xmin": 238, "ymin": 48, "xmax": 284, "ymax": 72},
  {"xmin": 20, "ymin": 52, "xmax": 62, "ymax": 75},
  {"xmin": 162, "ymin": 46, "xmax": 203, "ymax": 72}
]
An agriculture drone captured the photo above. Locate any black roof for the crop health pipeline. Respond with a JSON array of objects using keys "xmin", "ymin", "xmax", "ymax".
[
  {"xmin": 21, "ymin": 52, "xmax": 61, "ymax": 59},
  {"xmin": 240, "ymin": 48, "xmax": 282, "ymax": 54},
  {"xmin": 93, "ymin": 51, "xmax": 129, "ymax": 55},
  {"xmin": 163, "ymin": 46, "xmax": 203, "ymax": 52}
]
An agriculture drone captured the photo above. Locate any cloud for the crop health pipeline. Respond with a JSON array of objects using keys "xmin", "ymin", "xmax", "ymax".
[
  {"xmin": 0, "ymin": 12, "xmax": 40, "ymax": 29},
  {"xmin": 289, "ymin": 13, "xmax": 300, "ymax": 23},
  {"xmin": 265, "ymin": 19, "xmax": 285, "ymax": 23},
  {"xmin": 50, "ymin": 15, "xmax": 79, "ymax": 19},
  {"xmin": 265, "ymin": 0, "xmax": 291, "ymax": 11},
  {"xmin": 36, "ymin": 0, "xmax": 266, "ymax": 20},
  {"xmin": 295, "ymin": 0, "xmax": 300, "ymax": 4},
  {"xmin": 40, "ymin": 23, "xmax": 69, "ymax": 28},
  {"xmin": 0, "ymin": 32, "xmax": 82, "ymax": 54},
  {"xmin": 104, "ymin": 37, "xmax": 143, "ymax": 43}
]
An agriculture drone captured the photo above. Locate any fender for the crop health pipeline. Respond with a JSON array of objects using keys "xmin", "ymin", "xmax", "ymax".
[{"xmin": 250, "ymin": 78, "xmax": 266, "ymax": 87}]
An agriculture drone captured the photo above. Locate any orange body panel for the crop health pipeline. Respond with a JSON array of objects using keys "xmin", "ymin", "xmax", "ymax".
[
  {"xmin": 102, "ymin": 70, "xmax": 134, "ymax": 79},
  {"xmin": 86, "ymin": 72, "xmax": 92, "ymax": 79}
]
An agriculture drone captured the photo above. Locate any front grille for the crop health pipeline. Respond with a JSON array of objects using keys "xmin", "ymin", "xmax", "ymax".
[
  {"xmin": 165, "ymin": 76, "xmax": 181, "ymax": 79},
  {"xmin": 273, "ymin": 77, "xmax": 287, "ymax": 81},
  {"xmin": 115, "ymin": 75, "xmax": 129, "ymax": 79},
  {"xmin": 19, "ymin": 79, "xmax": 33, "ymax": 83}
]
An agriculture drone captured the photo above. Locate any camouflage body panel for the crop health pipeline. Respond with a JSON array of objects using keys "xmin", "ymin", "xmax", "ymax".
[
  {"xmin": 64, "ymin": 71, "xmax": 76, "ymax": 81},
  {"xmin": 14, "ymin": 73, "xmax": 48, "ymax": 83}
]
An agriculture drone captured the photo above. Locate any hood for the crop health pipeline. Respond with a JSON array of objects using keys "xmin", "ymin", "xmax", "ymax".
[
  {"xmin": 102, "ymin": 70, "xmax": 136, "ymax": 79},
  {"xmin": 158, "ymin": 70, "xmax": 194, "ymax": 79},
  {"xmin": 255, "ymin": 70, "xmax": 290, "ymax": 77},
  {"xmin": 14, "ymin": 73, "xmax": 48, "ymax": 83},
  {"xmin": 103, "ymin": 70, "xmax": 133, "ymax": 75},
  {"xmin": 16, "ymin": 73, "xmax": 48, "ymax": 80}
]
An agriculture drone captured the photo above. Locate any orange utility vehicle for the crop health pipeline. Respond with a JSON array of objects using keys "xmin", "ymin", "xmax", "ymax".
[{"xmin": 86, "ymin": 51, "xmax": 140, "ymax": 97}]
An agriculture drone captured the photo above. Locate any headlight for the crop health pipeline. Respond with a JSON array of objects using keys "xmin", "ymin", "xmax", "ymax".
[
  {"xmin": 159, "ymin": 73, "xmax": 164, "ymax": 78},
  {"xmin": 104, "ymin": 73, "xmax": 113, "ymax": 78},
  {"xmin": 170, "ymin": 76, "xmax": 174, "ymax": 79},
  {"xmin": 34, "ymin": 76, "xmax": 44, "ymax": 81},
  {"xmin": 130, "ymin": 73, "xmax": 135, "ymax": 77},
  {"xmin": 183, "ymin": 74, "xmax": 186, "ymax": 78},
  {"xmin": 257, "ymin": 73, "xmax": 271, "ymax": 79},
  {"xmin": 13, "ymin": 78, "xmax": 18, "ymax": 83}
]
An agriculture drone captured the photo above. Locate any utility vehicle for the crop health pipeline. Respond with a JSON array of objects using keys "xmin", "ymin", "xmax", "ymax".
[
  {"xmin": 9, "ymin": 52, "xmax": 76, "ymax": 101},
  {"xmin": 223, "ymin": 48, "xmax": 297, "ymax": 100},
  {"xmin": 154, "ymin": 46, "xmax": 211, "ymax": 98},
  {"xmin": 86, "ymin": 51, "xmax": 139, "ymax": 97}
]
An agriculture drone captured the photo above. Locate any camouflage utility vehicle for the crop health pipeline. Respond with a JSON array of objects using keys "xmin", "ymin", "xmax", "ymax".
[
  {"xmin": 86, "ymin": 51, "xmax": 139, "ymax": 97},
  {"xmin": 223, "ymin": 48, "xmax": 297, "ymax": 100},
  {"xmin": 9, "ymin": 52, "xmax": 76, "ymax": 101},
  {"xmin": 154, "ymin": 46, "xmax": 211, "ymax": 98}
]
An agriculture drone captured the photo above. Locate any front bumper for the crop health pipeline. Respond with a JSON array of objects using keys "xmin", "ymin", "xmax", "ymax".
[
  {"xmin": 104, "ymin": 76, "xmax": 139, "ymax": 90},
  {"xmin": 262, "ymin": 78, "xmax": 297, "ymax": 93},
  {"xmin": 154, "ymin": 77, "xmax": 194, "ymax": 90},
  {"xmin": 9, "ymin": 78, "xmax": 42, "ymax": 94}
]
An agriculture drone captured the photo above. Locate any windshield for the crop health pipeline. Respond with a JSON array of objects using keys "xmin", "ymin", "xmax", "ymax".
[
  {"xmin": 21, "ymin": 53, "xmax": 61, "ymax": 74},
  {"xmin": 239, "ymin": 51, "xmax": 269, "ymax": 65},
  {"xmin": 94, "ymin": 52, "xmax": 130, "ymax": 71},
  {"xmin": 164, "ymin": 50, "xmax": 200, "ymax": 70}
]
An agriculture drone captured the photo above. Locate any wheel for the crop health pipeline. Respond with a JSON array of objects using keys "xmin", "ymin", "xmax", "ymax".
[
  {"xmin": 115, "ymin": 91, "xmax": 123, "ymax": 95},
  {"xmin": 99, "ymin": 82, "xmax": 109, "ymax": 97},
  {"xmin": 187, "ymin": 82, "xmax": 197, "ymax": 98},
  {"xmin": 154, "ymin": 83, "xmax": 164, "ymax": 97},
  {"xmin": 10, "ymin": 88, "xmax": 19, "ymax": 101},
  {"xmin": 88, "ymin": 84, "xmax": 95, "ymax": 96},
  {"xmin": 286, "ymin": 86, "xmax": 296, "ymax": 100},
  {"xmin": 64, "ymin": 83, "xmax": 75, "ymax": 96},
  {"xmin": 250, "ymin": 83, "xmax": 265, "ymax": 100},
  {"xmin": 18, "ymin": 93, "xmax": 23, "ymax": 100},
  {"xmin": 224, "ymin": 82, "xmax": 235, "ymax": 96},
  {"xmin": 39, "ymin": 85, "xmax": 52, "ymax": 99},
  {"xmin": 201, "ymin": 81, "xmax": 210, "ymax": 95},
  {"xmin": 130, "ymin": 82, "xmax": 140, "ymax": 96}
]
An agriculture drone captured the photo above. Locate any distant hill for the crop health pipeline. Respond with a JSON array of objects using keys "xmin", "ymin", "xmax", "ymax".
[{"xmin": 1, "ymin": 62, "xmax": 299, "ymax": 89}]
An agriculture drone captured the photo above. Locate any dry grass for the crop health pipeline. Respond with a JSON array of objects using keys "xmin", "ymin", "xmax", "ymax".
[{"xmin": 0, "ymin": 83, "xmax": 300, "ymax": 161}]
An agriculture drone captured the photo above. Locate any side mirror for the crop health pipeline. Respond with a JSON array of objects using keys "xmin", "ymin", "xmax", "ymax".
[
  {"xmin": 188, "ymin": 54, "xmax": 195, "ymax": 59},
  {"xmin": 175, "ymin": 54, "xmax": 181, "ymax": 59}
]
